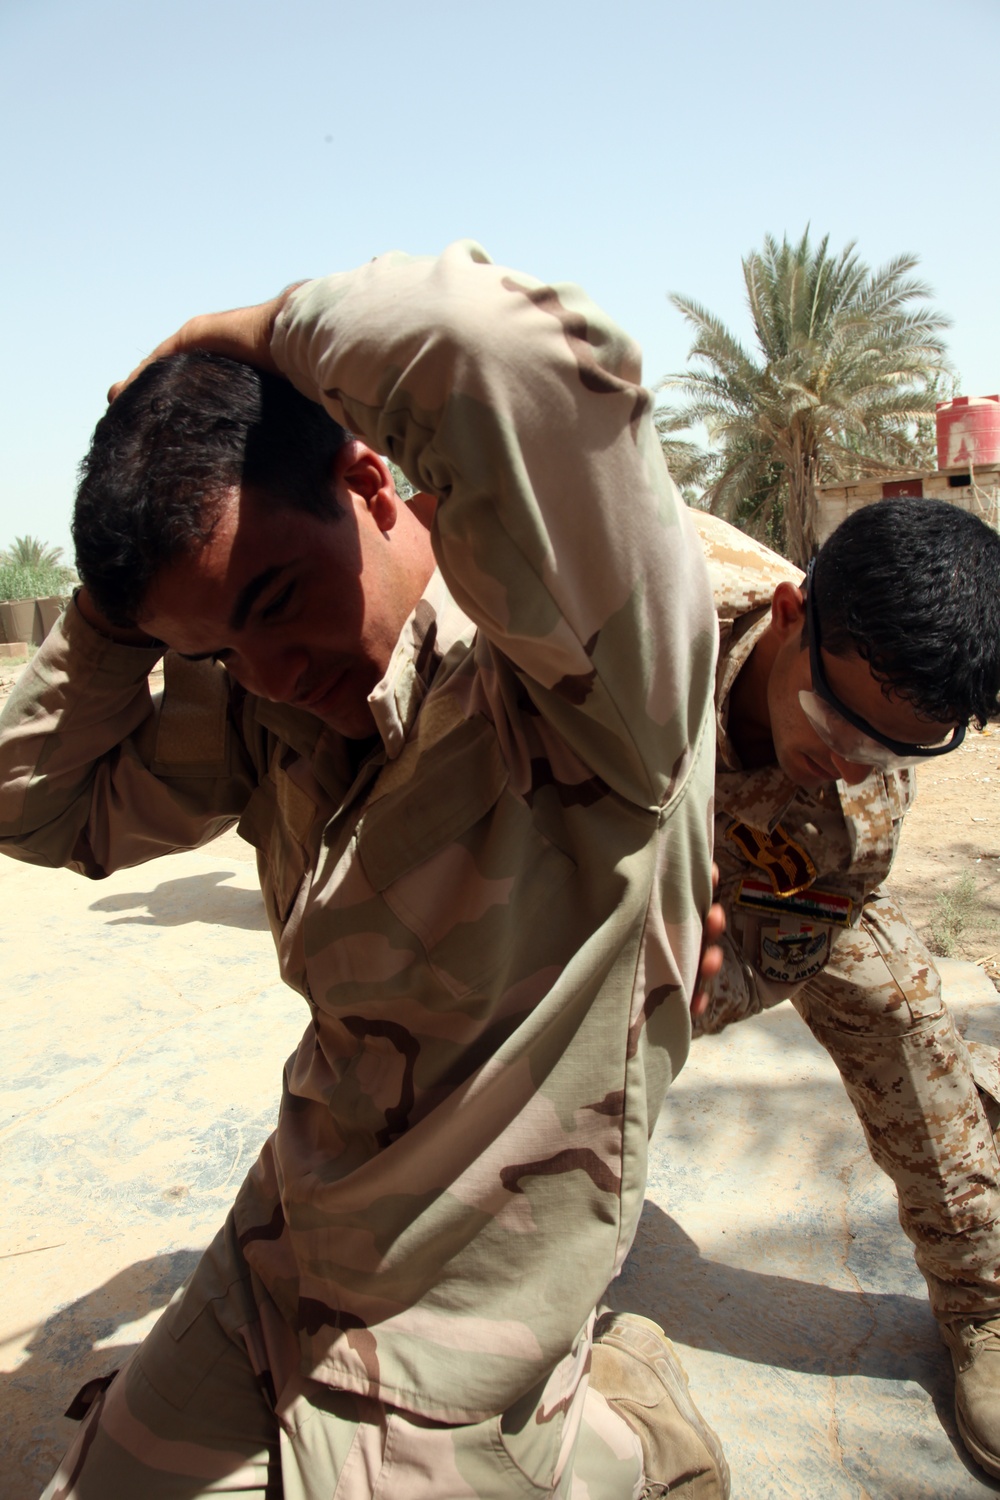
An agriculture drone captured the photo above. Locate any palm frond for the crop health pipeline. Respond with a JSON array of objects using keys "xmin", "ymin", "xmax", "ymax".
[{"xmin": 662, "ymin": 228, "xmax": 952, "ymax": 564}]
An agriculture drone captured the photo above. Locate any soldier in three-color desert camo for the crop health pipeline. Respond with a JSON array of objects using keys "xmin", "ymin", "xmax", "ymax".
[{"xmin": 0, "ymin": 245, "xmax": 729, "ymax": 1498}]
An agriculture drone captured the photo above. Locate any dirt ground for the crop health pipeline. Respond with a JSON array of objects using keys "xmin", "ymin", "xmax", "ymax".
[
  {"xmin": 1, "ymin": 653, "xmax": 997, "ymax": 981},
  {"xmin": 891, "ymin": 723, "xmax": 1000, "ymax": 985}
]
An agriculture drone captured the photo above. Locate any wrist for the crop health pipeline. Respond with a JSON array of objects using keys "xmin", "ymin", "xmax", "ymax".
[{"xmin": 73, "ymin": 587, "xmax": 161, "ymax": 648}]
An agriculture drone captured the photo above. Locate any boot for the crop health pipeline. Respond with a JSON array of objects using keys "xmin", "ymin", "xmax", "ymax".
[
  {"xmin": 943, "ymin": 1315, "xmax": 1000, "ymax": 1480},
  {"xmin": 591, "ymin": 1311, "xmax": 730, "ymax": 1499}
]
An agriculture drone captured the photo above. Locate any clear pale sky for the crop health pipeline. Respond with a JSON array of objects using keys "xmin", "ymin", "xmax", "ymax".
[{"xmin": 3, "ymin": 0, "xmax": 998, "ymax": 558}]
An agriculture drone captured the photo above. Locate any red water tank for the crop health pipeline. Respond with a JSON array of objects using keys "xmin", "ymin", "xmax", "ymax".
[{"xmin": 936, "ymin": 395, "xmax": 1000, "ymax": 469}]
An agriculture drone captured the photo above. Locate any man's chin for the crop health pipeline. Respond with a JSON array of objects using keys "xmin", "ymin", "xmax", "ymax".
[
  {"xmin": 294, "ymin": 672, "xmax": 377, "ymax": 738},
  {"xmin": 781, "ymin": 748, "xmax": 837, "ymax": 789},
  {"xmin": 313, "ymin": 703, "xmax": 376, "ymax": 738},
  {"xmin": 311, "ymin": 690, "xmax": 379, "ymax": 739}
]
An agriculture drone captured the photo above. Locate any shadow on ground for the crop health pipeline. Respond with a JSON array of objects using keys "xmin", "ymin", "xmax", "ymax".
[
  {"xmin": 89, "ymin": 870, "xmax": 269, "ymax": 930},
  {"xmin": 3, "ymin": 1249, "xmax": 202, "ymax": 1492},
  {"xmin": 611, "ymin": 1201, "xmax": 1000, "ymax": 1493}
]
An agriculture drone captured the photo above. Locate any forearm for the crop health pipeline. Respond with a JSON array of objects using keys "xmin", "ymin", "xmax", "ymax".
[
  {"xmin": 74, "ymin": 584, "xmax": 159, "ymax": 647},
  {"xmin": 0, "ymin": 598, "xmax": 162, "ymax": 862},
  {"xmin": 0, "ymin": 601, "xmax": 248, "ymax": 874}
]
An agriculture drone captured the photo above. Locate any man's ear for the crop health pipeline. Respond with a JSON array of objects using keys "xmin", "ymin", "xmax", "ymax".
[
  {"xmin": 333, "ymin": 441, "xmax": 399, "ymax": 531},
  {"xmin": 771, "ymin": 580, "xmax": 807, "ymax": 644}
]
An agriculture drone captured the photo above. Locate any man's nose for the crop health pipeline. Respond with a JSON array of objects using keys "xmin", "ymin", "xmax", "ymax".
[{"xmin": 831, "ymin": 753, "xmax": 871, "ymax": 785}]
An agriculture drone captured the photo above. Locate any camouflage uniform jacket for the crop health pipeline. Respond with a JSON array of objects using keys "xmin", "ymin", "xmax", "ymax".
[
  {"xmin": 0, "ymin": 244, "xmax": 717, "ymax": 1423},
  {"xmin": 692, "ymin": 511, "xmax": 914, "ymax": 1021}
]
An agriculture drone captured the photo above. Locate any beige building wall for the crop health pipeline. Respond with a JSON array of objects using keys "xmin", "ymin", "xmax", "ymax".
[{"xmin": 815, "ymin": 466, "xmax": 1000, "ymax": 546}]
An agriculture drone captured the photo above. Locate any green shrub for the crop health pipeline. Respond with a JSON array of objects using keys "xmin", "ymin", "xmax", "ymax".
[
  {"xmin": 929, "ymin": 870, "xmax": 980, "ymax": 958},
  {"xmin": 0, "ymin": 561, "xmax": 73, "ymax": 602}
]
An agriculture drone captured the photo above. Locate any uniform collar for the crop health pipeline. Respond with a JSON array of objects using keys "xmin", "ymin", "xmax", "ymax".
[
  {"xmin": 716, "ymin": 761, "xmax": 802, "ymax": 832},
  {"xmin": 368, "ymin": 569, "xmax": 473, "ymax": 759}
]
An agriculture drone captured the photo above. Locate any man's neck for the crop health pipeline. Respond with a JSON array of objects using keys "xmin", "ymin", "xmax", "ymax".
[{"xmin": 728, "ymin": 628, "xmax": 778, "ymax": 769}]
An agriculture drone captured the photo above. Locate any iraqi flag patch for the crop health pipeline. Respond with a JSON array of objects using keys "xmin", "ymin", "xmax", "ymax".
[{"xmin": 734, "ymin": 877, "xmax": 853, "ymax": 927}]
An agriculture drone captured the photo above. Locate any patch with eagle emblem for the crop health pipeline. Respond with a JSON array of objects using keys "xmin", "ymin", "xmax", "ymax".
[{"xmin": 757, "ymin": 920, "xmax": 831, "ymax": 984}]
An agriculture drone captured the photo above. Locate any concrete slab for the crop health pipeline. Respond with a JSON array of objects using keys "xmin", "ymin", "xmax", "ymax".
[
  {"xmin": 615, "ymin": 974, "xmax": 1000, "ymax": 1499},
  {"xmin": 2, "ymin": 845, "xmax": 1000, "ymax": 1497}
]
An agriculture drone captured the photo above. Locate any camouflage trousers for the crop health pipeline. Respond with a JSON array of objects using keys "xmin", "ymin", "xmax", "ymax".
[
  {"xmin": 708, "ymin": 888, "xmax": 1000, "ymax": 1327},
  {"xmin": 41, "ymin": 1214, "xmax": 645, "ymax": 1499}
]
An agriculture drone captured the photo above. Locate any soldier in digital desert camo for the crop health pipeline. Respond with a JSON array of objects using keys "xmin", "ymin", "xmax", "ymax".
[
  {"xmin": 694, "ymin": 499, "xmax": 1000, "ymax": 1480},
  {"xmin": 0, "ymin": 245, "xmax": 728, "ymax": 1498}
]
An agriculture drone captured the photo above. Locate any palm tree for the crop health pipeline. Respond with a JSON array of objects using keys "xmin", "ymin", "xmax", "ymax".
[
  {"xmin": 657, "ymin": 230, "xmax": 952, "ymax": 565},
  {"xmin": 386, "ymin": 459, "xmax": 415, "ymax": 502},
  {"xmin": 4, "ymin": 535, "xmax": 66, "ymax": 568}
]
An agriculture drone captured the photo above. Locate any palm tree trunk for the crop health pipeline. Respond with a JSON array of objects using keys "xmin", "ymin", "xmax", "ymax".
[{"xmin": 785, "ymin": 445, "xmax": 818, "ymax": 569}]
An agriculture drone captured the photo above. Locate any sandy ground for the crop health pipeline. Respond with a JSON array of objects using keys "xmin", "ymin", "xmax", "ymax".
[{"xmin": 892, "ymin": 725, "xmax": 1000, "ymax": 985}]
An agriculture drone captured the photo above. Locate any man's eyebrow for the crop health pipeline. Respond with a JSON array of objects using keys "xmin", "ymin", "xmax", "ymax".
[{"xmin": 229, "ymin": 565, "xmax": 285, "ymax": 631}]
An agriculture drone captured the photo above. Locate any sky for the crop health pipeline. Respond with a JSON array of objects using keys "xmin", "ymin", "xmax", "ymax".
[{"xmin": 2, "ymin": 0, "xmax": 999, "ymax": 558}]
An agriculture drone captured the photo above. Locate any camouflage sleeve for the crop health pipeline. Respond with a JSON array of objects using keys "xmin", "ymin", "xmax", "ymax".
[
  {"xmin": 271, "ymin": 241, "xmax": 717, "ymax": 809},
  {"xmin": 695, "ymin": 926, "xmax": 794, "ymax": 1034},
  {"xmin": 0, "ymin": 600, "xmax": 254, "ymax": 876}
]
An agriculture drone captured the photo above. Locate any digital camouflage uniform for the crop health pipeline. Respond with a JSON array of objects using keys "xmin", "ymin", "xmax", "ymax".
[
  {"xmin": 694, "ymin": 509, "xmax": 1000, "ymax": 1330},
  {"xmin": 0, "ymin": 244, "xmax": 717, "ymax": 1497}
]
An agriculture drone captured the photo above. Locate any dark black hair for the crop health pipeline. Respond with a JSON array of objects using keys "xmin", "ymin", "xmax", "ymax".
[
  {"xmin": 73, "ymin": 352, "xmax": 351, "ymax": 625},
  {"xmin": 812, "ymin": 496, "xmax": 1000, "ymax": 727}
]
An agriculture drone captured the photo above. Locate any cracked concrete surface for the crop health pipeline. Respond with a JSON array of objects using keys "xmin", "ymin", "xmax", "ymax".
[{"xmin": 3, "ymin": 840, "xmax": 1000, "ymax": 1497}]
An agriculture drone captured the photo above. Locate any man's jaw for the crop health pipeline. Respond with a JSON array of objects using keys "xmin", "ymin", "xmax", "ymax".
[
  {"xmin": 801, "ymin": 751, "xmax": 838, "ymax": 784},
  {"xmin": 291, "ymin": 669, "xmax": 379, "ymax": 738},
  {"xmin": 781, "ymin": 746, "xmax": 841, "ymax": 788}
]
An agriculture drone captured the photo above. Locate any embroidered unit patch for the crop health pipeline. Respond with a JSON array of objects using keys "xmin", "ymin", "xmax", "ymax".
[
  {"xmin": 725, "ymin": 819, "xmax": 817, "ymax": 895},
  {"xmin": 758, "ymin": 921, "xmax": 831, "ymax": 984}
]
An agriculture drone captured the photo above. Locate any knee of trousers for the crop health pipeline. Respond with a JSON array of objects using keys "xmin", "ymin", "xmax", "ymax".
[
  {"xmin": 806, "ymin": 1008, "xmax": 1000, "ymax": 1233},
  {"xmin": 794, "ymin": 971, "xmax": 943, "ymax": 1035}
]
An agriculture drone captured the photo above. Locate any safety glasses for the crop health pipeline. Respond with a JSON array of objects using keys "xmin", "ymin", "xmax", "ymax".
[{"xmin": 798, "ymin": 560, "xmax": 965, "ymax": 771}]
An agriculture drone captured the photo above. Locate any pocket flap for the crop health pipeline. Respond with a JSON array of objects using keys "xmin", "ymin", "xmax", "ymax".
[{"xmin": 358, "ymin": 713, "xmax": 508, "ymax": 891}]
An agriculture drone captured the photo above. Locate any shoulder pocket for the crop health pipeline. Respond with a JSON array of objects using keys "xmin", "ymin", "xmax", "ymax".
[{"xmin": 885, "ymin": 767, "xmax": 915, "ymax": 821}]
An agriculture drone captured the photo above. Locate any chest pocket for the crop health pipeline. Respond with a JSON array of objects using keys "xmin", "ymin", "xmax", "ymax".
[
  {"xmin": 357, "ymin": 711, "xmax": 575, "ymax": 1000},
  {"xmin": 839, "ymin": 771, "xmax": 897, "ymax": 877}
]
